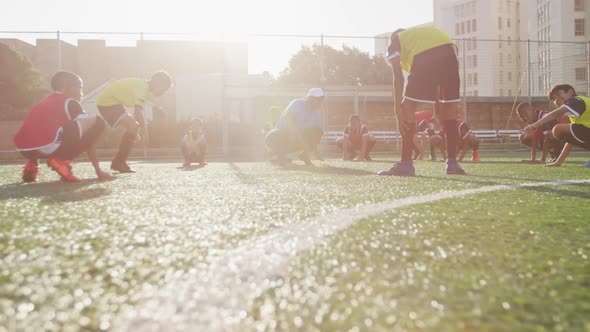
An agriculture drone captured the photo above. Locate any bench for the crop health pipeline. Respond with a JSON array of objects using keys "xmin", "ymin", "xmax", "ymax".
[
  {"xmin": 322, "ymin": 130, "xmax": 401, "ymax": 144},
  {"xmin": 473, "ymin": 129, "xmax": 521, "ymax": 143},
  {"xmin": 323, "ymin": 130, "xmax": 522, "ymax": 144}
]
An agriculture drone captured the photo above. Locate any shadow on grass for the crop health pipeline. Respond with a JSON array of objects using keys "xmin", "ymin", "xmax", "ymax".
[
  {"xmin": 0, "ymin": 178, "xmax": 114, "ymax": 202},
  {"xmin": 176, "ymin": 165, "xmax": 206, "ymax": 171},
  {"xmin": 280, "ymin": 163, "xmax": 376, "ymax": 176},
  {"xmin": 521, "ymin": 183, "xmax": 590, "ymax": 200},
  {"xmin": 229, "ymin": 163, "xmax": 260, "ymax": 184},
  {"xmin": 414, "ymin": 174, "xmax": 501, "ymax": 187}
]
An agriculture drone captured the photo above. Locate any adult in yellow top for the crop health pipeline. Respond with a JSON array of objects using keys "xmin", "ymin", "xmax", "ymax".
[
  {"xmin": 97, "ymin": 71, "xmax": 172, "ymax": 173},
  {"xmin": 377, "ymin": 26, "xmax": 465, "ymax": 176}
]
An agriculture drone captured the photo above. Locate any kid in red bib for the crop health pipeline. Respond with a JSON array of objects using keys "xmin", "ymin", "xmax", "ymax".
[{"xmin": 13, "ymin": 71, "xmax": 112, "ymax": 182}]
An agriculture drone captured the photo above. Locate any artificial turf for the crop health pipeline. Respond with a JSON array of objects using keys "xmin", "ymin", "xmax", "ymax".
[{"xmin": 1, "ymin": 154, "xmax": 589, "ymax": 331}]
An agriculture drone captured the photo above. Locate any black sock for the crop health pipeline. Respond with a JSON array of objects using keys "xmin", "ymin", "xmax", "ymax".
[
  {"xmin": 401, "ymin": 134, "xmax": 414, "ymax": 162},
  {"xmin": 444, "ymin": 120, "xmax": 457, "ymax": 162}
]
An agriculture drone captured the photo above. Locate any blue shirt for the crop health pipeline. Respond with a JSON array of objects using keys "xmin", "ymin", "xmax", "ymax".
[{"xmin": 276, "ymin": 99, "xmax": 321, "ymax": 130}]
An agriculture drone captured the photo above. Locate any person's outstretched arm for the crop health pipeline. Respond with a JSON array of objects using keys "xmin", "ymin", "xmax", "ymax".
[
  {"xmin": 87, "ymin": 145, "xmax": 113, "ymax": 180},
  {"xmin": 545, "ymin": 142, "xmax": 572, "ymax": 167}
]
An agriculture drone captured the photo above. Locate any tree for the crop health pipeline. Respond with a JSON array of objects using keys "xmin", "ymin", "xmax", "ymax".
[
  {"xmin": 0, "ymin": 43, "xmax": 46, "ymax": 119},
  {"xmin": 277, "ymin": 44, "xmax": 392, "ymax": 86}
]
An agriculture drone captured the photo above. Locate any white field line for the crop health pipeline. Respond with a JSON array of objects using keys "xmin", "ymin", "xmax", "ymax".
[{"xmin": 114, "ymin": 179, "xmax": 590, "ymax": 332}]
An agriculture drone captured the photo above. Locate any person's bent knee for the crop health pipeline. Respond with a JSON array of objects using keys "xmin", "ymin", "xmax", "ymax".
[
  {"xmin": 552, "ymin": 124, "xmax": 569, "ymax": 140},
  {"xmin": 119, "ymin": 115, "xmax": 139, "ymax": 134}
]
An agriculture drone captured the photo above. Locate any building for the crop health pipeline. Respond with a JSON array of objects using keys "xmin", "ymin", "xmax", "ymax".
[
  {"xmin": 432, "ymin": 0, "xmax": 590, "ymax": 97},
  {"xmin": 433, "ymin": 0, "xmax": 522, "ymax": 97},
  {"xmin": 0, "ymin": 37, "xmax": 248, "ymax": 121},
  {"xmin": 523, "ymin": 0, "xmax": 590, "ymax": 96}
]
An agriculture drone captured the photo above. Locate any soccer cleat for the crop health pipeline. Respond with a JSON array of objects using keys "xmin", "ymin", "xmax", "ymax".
[
  {"xmin": 446, "ymin": 161, "xmax": 466, "ymax": 175},
  {"xmin": 111, "ymin": 161, "xmax": 135, "ymax": 173},
  {"xmin": 471, "ymin": 150, "xmax": 480, "ymax": 162},
  {"xmin": 47, "ymin": 158, "xmax": 81, "ymax": 182},
  {"xmin": 22, "ymin": 160, "xmax": 39, "ymax": 183},
  {"xmin": 582, "ymin": 161, "xmax": 590, "ymax": 167},
  {"xmin": 377, "ymin": 162, "xmax": 415, "ymax": 176}
]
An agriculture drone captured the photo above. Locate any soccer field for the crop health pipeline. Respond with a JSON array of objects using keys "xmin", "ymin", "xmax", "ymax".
[{"xmin": 1, "ymin": 155, "xmax": 590, "ymax": 332}]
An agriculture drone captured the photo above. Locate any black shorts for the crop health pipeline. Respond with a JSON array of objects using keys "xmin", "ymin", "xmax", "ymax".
[
  {"xmin": 570, "ymin": 124, "xmax": 590, "ymax": 147},
  {"xmin": 405, "ymin": 44, "xmax": 461, "ymax": 104},
  {"xmin": 98, "ymin": 105, "xmax": 127, "ymax": 128}
]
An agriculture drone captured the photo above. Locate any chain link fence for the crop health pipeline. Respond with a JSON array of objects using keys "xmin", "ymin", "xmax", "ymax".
[{"xmin": 1, "ymin": 31, "xmax": 589, "ymax": 155}]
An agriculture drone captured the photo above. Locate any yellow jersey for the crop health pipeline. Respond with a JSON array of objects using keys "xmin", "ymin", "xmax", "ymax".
[
  {"xmin": 388, "ymin": 27, "xmax": 457, "ymax": 72},
  {"xmin": 565, "ymin": 95, "xmax": 590, "ymax": 127},
  {"xmin": 96, "ymin": 78, "xmax": 150, "ymax": 107}
]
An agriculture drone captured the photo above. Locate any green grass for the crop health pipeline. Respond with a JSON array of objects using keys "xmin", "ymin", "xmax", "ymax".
[
  {"xmin": 1, "ymin": 154, "xmax": 590, "ymax": 331},
  {"xmin": 249, "ymin": 186, "xmax": 590, "ymax": 332}
]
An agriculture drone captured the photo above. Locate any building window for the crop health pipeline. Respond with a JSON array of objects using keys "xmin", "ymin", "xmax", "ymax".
[
  {"xmin": 472, "ymin": 19, "xmax": 477, "ymax": 32},
  {"xmin": 508, "ymin": 54, "xmax": 512, "ymax": 64},
  {"xmin": 499, "ymin": 36, "xmax": 502, "ymax": 48},
  {"xmin": 461, "ymin": 22, "xmax": 465, "ymax": 34},
  {"xmin": 474, "ymin": 90, "xmax": 478, "ymax": 96},
  {"xmin": 467, "ymin": 20, "xmax": 471, "ymax": 33},
  {"xmin": 456, "ymin": 23, "xmax": 460, "ymax": 35},
  {"xmin": 499, "ymin": 53, "xmax": 503, "ymax": 66},
  {"xmin": 575, "ymin": 19, "xmax": 585, "ymax": 36},
  {"xmin": 499, "ymin": 71, "xmax": 503, "ymax": 84},
  {"xmin": 575, "ymin": 0, "xmax": 585, "ymax": 11},
  {"xmin": 473, "ymin": 55, "xmax": 477, "ymax": 68},
  {"xmin": 576, "ymin": 67, "xmax": 587, "ymax": 81},
  {"xmin": 507, "ymin": 18, "xmax": 511, "ymax": 28},
  {"xmin": 507, "ymin": 36, "xmax": 511, "ymax": 46},
  {"xmin": 498, "ymin": 17, "xmax": 503, "ymax": 30},
  {"xmin": 472, "ymin": 37, "xmax": 477, "ymax": 49},
  {"xmin": 508, "ymin": 72, "xmax": 512, "ymax": 81},
  {"xmin": 473, "ymin": 73, "xmax": 478, "ymax": 85}
]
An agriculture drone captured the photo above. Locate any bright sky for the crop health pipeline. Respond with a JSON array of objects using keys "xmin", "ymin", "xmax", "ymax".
[{"xmin": 2, "ymin": 0, "xmax": 433, "ymax": 74}]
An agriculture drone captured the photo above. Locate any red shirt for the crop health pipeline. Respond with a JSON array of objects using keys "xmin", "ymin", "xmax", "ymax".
[
  {"xmin": 415, "ymin": 111, "xmax": 434, "ymax": 132},
  {"xmin": 13, "ymin": 93, "xmax": 77, "ymax": 151},
  {"xmin": 415, "ymin": 111, "xmax": 433, "ymax": 124}
]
